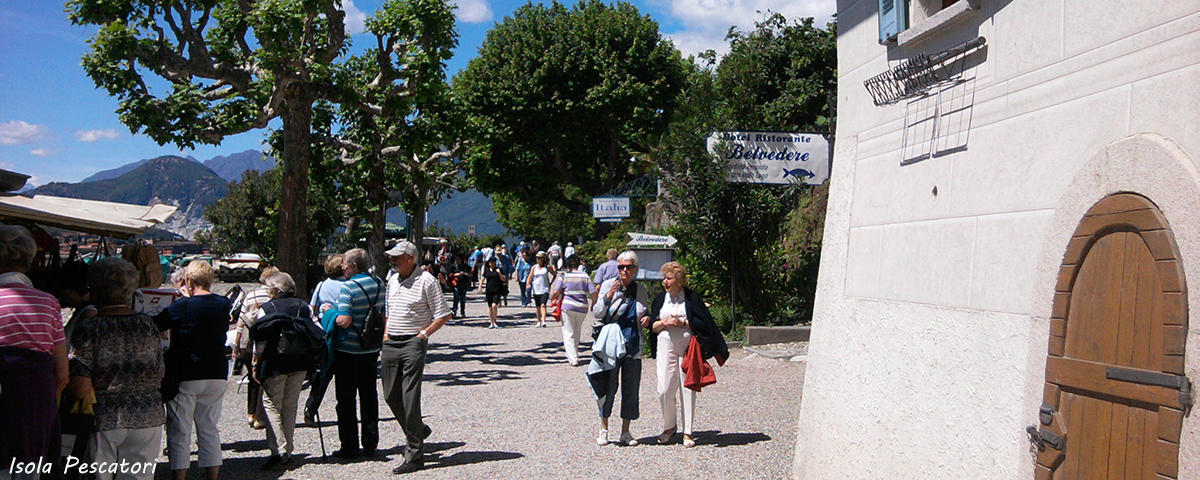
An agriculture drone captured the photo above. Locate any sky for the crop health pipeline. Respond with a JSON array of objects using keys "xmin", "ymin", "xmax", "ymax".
[{"xmin": 0, "ymin": 0, "xmax": 833, "ymax": 187}]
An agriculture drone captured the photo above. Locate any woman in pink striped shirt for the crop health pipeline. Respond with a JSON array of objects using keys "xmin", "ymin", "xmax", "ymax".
[{"xmin": 0, "ymin": 224, "xmax": 68, "ymax": 469}]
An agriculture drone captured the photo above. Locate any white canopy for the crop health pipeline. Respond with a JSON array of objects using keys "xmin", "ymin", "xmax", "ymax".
[{"xmin": 0, "ymin": 193, "xmax": 177, "ymax": 238}]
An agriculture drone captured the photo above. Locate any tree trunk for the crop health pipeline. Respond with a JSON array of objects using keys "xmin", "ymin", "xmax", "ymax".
[
  {"xmin": 277, "ymin": 86, "xmax": 313, "ymax": 295},
  {"xmin": 409, "ymin": 189, "xmax": 428, "ymax": 267},
  {"xmin": 367, "ymin": 156, "xmax": 389, "ymax": 275}
]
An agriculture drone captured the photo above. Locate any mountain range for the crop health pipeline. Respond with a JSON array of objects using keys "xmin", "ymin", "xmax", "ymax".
[
  {"xmin": 32, "ymin": 150, "xmax": 503, "ymax": 240},
  {"xmin": 81, "ymin": 149, "xmax": 274, "ymax": 183}
]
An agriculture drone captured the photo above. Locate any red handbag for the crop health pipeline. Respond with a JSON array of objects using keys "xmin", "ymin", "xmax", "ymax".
[{"xmin": 549, "ymin": 297, "xmax": 563, "ymax": 322}]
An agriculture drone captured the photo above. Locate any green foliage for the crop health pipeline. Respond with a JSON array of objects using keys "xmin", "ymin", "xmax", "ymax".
[
  {"xmin": 198, "ymin": 166, "xmax": 341, "ymax": 262},
  {"xmin": 658, "ymin": 14, "xmax": 836, "ymax": 329},
  {"xmin": 454, "ymin": 0, "xmax": 686, "ymax": 232},
  {"xmin": 574, "ymin": 220, "xmax": 640, "ymax": 268},
  {"xmin": 490, "ymin": 191, "xmax": 594, "ymax": 242}
]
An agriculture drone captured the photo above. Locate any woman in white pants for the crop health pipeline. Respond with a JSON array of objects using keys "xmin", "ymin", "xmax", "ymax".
[
  {"xmin": 152, "ymin": 260, "xmax": 231, "ymax": 480},
  {"xmin": 643, "ymin": 262, "xmax": 728, "ymax": 448},
  {"xmin": 550, "ymin": 255, "xmax": 595, "ymax": 366}
]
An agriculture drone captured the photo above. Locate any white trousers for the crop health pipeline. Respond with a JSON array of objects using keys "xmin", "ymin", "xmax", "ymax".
[
  {"xmin": 166, "ymin": 379, "xmax": 225, "ymax": 470},
  {"xmin": 657, "ymin": 327, "xmax": 697, "ymax": 435},
  {"xmin": 561, "ymin": 309, "xmax": 588, "ymax": 364},
  {"xmin": 89, "ymin": 427, "xmax": 162, "ymax": 480},
  {"xmin": 261, "ymin": 371, "xmax": 306, "ymax": 455}
]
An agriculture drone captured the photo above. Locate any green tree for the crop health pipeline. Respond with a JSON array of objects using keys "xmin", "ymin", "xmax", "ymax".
[
  {"xmin": 68, "ymin": 0, "xmax": 352, "ymax": 292},
  {"xmin": 198, "ymin": 165, "xmax": 341, "ymax": 262},
  {"xmin": 453, "ymin": 0, "xmax": 685, "ymax": 237},
  {"xmin": 327, "ymin": 0, "xmax": 464, "ymax": 269},
  {"xmin": 659, "ymin": 14, "xmax": 836, "ymax": 329}
]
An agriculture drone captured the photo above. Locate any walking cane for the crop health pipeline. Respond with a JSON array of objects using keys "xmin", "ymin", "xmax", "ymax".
[{"xmin": 315, "ymin": 409, "xmax": 327, "ymax": 460}]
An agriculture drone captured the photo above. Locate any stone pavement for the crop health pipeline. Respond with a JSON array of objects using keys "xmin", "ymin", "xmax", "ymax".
[{"xmin": 158, "ymin": 282, "xmax": 806, "ymax": 479}]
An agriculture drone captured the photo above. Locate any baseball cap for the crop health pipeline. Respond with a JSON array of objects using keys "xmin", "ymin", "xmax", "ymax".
[{"xmin": 386, "ymin": 240, "xmax": 418, "ymax": 257}]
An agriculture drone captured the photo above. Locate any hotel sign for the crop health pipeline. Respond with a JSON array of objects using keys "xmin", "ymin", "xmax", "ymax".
[{"xmin": 706, "ymin": 131, "xmax": 830, "ymax": 185}]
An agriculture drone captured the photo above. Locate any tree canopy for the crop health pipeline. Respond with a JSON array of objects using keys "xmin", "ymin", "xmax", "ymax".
[
  {"xmin": 454, "ymin": 0, "xmax": 686, "ymax": 232},
  {"xmin": 67, "ymin": 0, "xmax": 460, "ymax": 291},
  {"xmin": 659, "ymin": 14, "xmax": 836, "ymax": 327}
]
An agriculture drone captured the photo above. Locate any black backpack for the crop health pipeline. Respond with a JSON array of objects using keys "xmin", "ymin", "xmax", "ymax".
[{"xmin": 258, "ymin": 299, "xmax": 325, "ymax": 364}]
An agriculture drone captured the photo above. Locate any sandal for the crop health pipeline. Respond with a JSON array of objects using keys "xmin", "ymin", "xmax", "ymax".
[{"xmin": 657, "ymin": 428, "xmax": 676, "ymax": 445}]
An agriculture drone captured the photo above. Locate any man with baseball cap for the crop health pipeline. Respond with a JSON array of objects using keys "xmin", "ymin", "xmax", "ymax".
[{"xmin": 380, "ymin": 241, "xmax": 452, "ymax": 474}]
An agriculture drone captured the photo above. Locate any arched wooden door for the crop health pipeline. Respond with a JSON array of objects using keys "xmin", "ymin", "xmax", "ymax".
[{"xmin": 1032, "ymin": 193, "xmax": 1190, "ymax": 480}]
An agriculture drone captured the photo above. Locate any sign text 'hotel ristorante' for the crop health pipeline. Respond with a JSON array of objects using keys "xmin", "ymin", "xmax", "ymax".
[{"xmin": 706, "ymin": 131, "xmax": 830, "ymax": 185}]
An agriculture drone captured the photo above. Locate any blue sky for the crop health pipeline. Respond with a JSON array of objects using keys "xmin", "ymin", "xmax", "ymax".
[{"xmin": 0, "ymin": 0, "xmax": 833, "ymax": 186}]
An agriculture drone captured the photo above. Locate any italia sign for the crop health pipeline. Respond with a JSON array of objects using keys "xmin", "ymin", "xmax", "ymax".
[
  {"xmin": 706, "ymin": 131, "xmax": 830, "ymax": 185},
  {"xmin": 592, "ymin": 196, "xmax": 631, "ymax": 221}
]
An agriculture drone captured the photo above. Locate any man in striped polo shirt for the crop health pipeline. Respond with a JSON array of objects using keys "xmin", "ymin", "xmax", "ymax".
[{"xmin": 380, "ymin": 241, "xmax": 451, "ymax": 475}]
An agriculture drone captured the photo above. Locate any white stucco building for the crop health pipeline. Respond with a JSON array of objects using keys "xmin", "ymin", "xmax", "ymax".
[{"xmin": 795, "ymin": 0, "xmax": 1199, "ymax": 478}]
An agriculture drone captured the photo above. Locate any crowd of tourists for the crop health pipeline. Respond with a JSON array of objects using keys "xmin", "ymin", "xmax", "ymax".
[{"xmin": 0, "ymin": 225, "xmax": 730, "ymax": 478}]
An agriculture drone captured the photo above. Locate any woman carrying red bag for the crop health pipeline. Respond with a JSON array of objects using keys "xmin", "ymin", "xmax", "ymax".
[
  {"xmin": 641, "ymin": 262, "xmax": 728, "ymax": 448},
  {"xmin": 549, "ymin": 255, "xmax": 595, "ymax": 366}
]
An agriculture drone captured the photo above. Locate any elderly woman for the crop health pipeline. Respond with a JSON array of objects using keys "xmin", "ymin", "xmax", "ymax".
[
  {"xmin": 154, "ymin": 261, "xmax": 230, "ymax": 480},
  {"xmin": 644, "ymin": 262, "xmax": 729, "ymax": 448},
  {"xmin": 251, "ymin": 272, "xmax": 322, "ymax": 469},
  {"xmin": 304, "ymin": 254, "xmax": 344, "ymax": 426},
  {"xmin": 0, "ymin": 225, "xmax": 68, "ymax": 470},
  {"xmin": 67, "ymin": 258, "xmax": 165, "ymax": 479},
  {"xmin": 588, "ymin": 251, "xmax": 649, "ymax": 446},
  {"xmin": 550, "ymin": 255, "xmax": 596, "ymax": 366},
  {"xmin": 235, "ymin": 266, "xmax": 279, "ymax": 430}
]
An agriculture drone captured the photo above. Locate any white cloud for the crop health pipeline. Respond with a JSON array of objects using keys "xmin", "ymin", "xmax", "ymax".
[
  {"xmin": 658, "ymin": 0, "xmax": 834, "ymax": 58},
  {"xmin": 453, "ymin": 0, "xmax": 493, "ymax": 24},
  {"xmin": 0, "ymin": 120, "xmax": 49, "ymax": 145},
  {"xmin": 344, "ymin": 0, "xmax": 367, "ymax": 34},
  {"xmin": 30, "ymin": 148, "xmax": 53, "ymax": 157},
  {"xmin": 74, "ymin": 129, "xmax": 121, "ymax": 142}
]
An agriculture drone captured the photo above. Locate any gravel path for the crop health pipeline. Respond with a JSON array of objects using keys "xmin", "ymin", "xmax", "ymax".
[{"xmin": 157, "ymin": 284, "xmax": 806, "ymax": 479}]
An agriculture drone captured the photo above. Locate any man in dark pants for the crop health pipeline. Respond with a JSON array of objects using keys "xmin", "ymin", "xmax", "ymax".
[
  {"xmin": 329, "ymin": 248, "xmax": 383, "ymax": 459},
  {"xmin": 380, "ymin": 241, "xmax": 452, "ymax": 474}
]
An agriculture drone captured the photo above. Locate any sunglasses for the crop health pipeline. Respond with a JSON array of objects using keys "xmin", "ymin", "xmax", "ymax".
[{"xmin": 617, "ymin": 264, "xmax": 636, "ymax": 271}]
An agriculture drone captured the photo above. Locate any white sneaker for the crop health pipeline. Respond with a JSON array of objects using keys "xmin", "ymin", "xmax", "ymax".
[
  {"xmin": 619, "ymin": 432, "xmax": 638, "ymax": 446},
  {"xmin": 237, "ymin": 377, "xmax": 250, "ymax": 385},
  {"xmin": 596, "ymin": 430, "xmax": 609, "ymax": 445}
]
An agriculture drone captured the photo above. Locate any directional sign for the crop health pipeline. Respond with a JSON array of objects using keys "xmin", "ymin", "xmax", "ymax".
[{"xmin": 626, "ymin": 232, "xmax": 678, "ymax": 248}]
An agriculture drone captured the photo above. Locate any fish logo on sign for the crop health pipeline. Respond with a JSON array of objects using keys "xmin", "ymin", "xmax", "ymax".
[{"xmin": 782, "ymin": 168, "xmax": 815, "ymax": 180}]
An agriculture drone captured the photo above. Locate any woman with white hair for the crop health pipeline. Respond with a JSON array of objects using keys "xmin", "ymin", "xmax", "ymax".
[
  {"xmin": 250, "ymin": 272, "xmax": 322, "ymax": 469},
  {"xmin": 588, "ymin": 250, "xmax": 649, "ymax": 446},
  {"xmin": 153, "ymin": 260, "xmax": 231, "ymax": 480},
  {"xmin": 68, "ymin": 257, "xmax": 165, "ymax": 479},
  {"xmin": 0, "ymin": 225, "xmax": 68, "ymax": 470}
]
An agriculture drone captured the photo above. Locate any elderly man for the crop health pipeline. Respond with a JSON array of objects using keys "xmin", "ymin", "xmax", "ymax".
[
  {"xmin": 592, "ymin": 248, "xmax": 620, "ymax": 289},
  {"xmin": 381, "ymin": 241, "xmax": 452, "ymax": 474}
]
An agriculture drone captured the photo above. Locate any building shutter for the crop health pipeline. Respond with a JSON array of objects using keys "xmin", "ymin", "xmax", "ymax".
[{"xmin": 878, "ymin": 0, "xmax": 908, "ymax": 44}]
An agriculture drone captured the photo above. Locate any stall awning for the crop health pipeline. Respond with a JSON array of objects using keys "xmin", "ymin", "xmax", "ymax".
[{"xmin": 0, "ymin": 193, "xmax": 178, "ymax": 238}]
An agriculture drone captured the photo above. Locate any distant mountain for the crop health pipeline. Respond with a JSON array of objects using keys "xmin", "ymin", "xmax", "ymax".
[
  {"xmin": 387, "ymin": 189, "xmax": 505, "ymax": 236},
  {"xmin": 81, "ymin": 155, "xmax": 201, "ymax": 183},
  {"xmin": 204, "ymin": 149, "xmax": 276, "ymax": 183},
  {"xmin": 31, "ymin": 156, "xmax": 228, "ymax": 238}
]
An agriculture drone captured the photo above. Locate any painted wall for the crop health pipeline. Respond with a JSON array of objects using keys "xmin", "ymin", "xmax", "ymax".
[{"xmin": 795, "ymin": 0, "xmax": 1200, "ymax": 478}]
